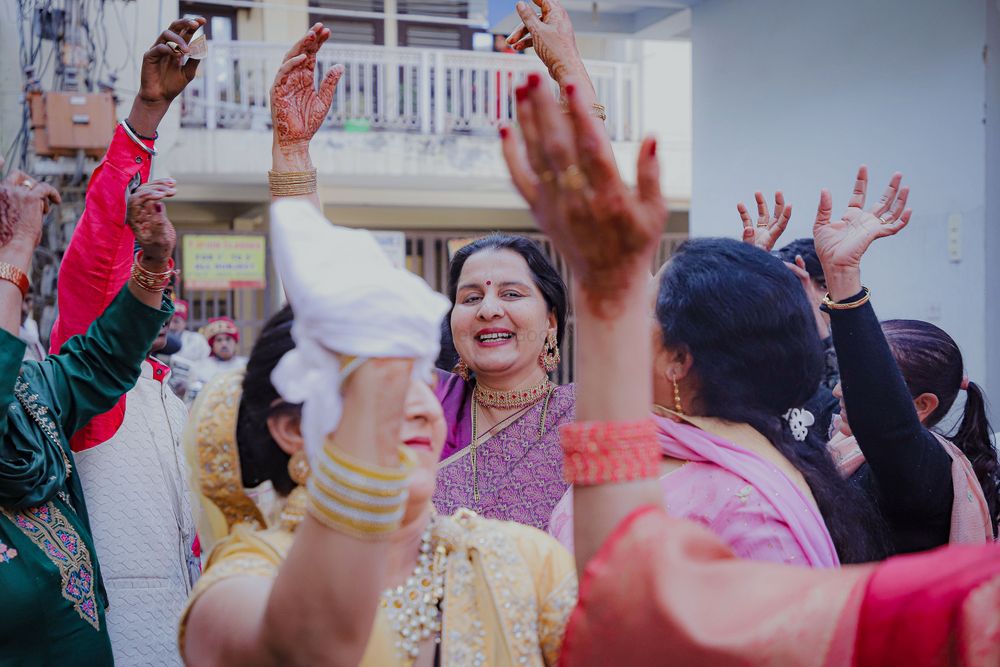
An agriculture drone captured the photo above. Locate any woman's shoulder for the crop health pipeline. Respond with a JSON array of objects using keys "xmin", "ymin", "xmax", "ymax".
[{"xmin": 201, "ymin": 525, "xmax": 294, "ymax": 582}]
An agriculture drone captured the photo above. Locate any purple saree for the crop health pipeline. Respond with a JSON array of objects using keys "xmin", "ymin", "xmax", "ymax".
[{"xmin": 432, "ymin": 370, "xmax": 575, "ymax": 531}]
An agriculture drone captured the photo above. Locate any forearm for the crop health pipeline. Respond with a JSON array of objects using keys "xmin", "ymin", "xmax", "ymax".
[
  {"xmin": 828, "ymin": 295, "xmax": 952, "ymax": 496},
  {"xmin": 0, "ymin": 245, "xmax": 32, "ymax": 337},
  {"xmin": 271, "ymin": 142, "xmax": 321, "ymax": 211},
  {"xmin": 572, "ymin": 276, "xmax": 662, "ymax": 569}
]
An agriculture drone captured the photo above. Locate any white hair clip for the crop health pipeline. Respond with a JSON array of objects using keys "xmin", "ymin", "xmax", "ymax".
[{"xmin": 783, "ymin": 408, "xmax": 815, "ymax": 442}]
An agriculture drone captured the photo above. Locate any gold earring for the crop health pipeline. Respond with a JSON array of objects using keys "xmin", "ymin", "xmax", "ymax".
[
  {"xmin": 539, "ymin": 330, "xmax": 561, "ymax": 373},
  {"xmin": 673, "ymin": 379, "xmax": 684, "ymax": 415},
  {"xmin": 454, "ymin": 358, "xmax": 470, "ymax": 381},
  {"xmin": 281, "ymin": 450, "xmax": 311, "ymax": 531}
]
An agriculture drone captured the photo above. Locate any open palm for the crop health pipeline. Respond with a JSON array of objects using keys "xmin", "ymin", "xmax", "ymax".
[
  {"xmin": 813, "ymin": 166, "xmax": 911, "ymax": 271},
  {"xmin": 270, "ymin": 24, "xmax": 344, "ymax": 148}
]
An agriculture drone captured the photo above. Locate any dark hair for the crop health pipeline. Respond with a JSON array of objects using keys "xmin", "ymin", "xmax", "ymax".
[
  {"xmin": 774, "ymin": 238, "xmax": 825, "ymax": 286},
  {"xmin": 881, "ymin": 320, "xmax": 999, "ymax": 534},
  {"xmin": 236, "ymin": 305, "xmax": 300, "ymax": 496},
  {"xmin": 444, "ymin": 233, "xmax": 568, "ymax": 364},
  {"xmin": 656, "ymin": 238, "xmax": 889, "ymax": 563}
]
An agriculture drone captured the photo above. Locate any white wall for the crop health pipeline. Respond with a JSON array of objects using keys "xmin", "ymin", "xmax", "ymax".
[{"xmin": 691, "ymin": 0, "xmax": 996, "ymax": 408}]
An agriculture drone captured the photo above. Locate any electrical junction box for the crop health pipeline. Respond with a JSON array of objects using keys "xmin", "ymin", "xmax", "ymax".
[{"xmin": 29, "ymin": 91, "xmax": 116, "ymax": 158}]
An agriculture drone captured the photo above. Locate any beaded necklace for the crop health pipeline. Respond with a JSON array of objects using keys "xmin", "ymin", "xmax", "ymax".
[{"xmin": 380, "ymin": 516, "xmax": 447, "ymax": 666}]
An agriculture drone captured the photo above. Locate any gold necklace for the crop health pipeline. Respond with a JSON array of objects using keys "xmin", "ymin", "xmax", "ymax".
[
  {"xmin": 473, "ymin": 377, "xmax": 555, "ymax": 410},
  {"xmin": 470, "ymin": 384, "xmax": 556, "ymax": 503}
]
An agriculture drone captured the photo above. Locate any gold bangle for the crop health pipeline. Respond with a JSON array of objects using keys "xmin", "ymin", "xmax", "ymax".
[
  {"xmin": 822, "ymin": 287, "xmax": 871, "ymax": 310},
  {"xmin": 131, "ymin": 252, "xmax": 175, "ymax": 293},
  {"xmin": 307, "ymin": 441, "xmax": 416, "ymax": 540},
  {"xmin": 268, "ymin": 169, "xmax": 317, "ymax": 197},
  {"xmin": 0, "ymin": 262, "xmax": 30, "ymax": 298}
]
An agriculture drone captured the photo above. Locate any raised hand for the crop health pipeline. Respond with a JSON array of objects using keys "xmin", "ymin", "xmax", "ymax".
[
  {"xmin": 127, "ymin": 179, "xmax": 178, "ymax": 263},
  {"xmin": 507, "ymin": 0, "xmax": 585, "ymax": 85},
  {"xmin": 270, "ymin": 24, "xmax": 344, "ymax": 151},
  {"xmin": 813, "ymin": 166, "xmax": 910, "ymax": 274},
  {"xmin": 500, "ymin": 73, "xmax": 666, "ymax": 317},
  {"xmin": 0, "ymin": 171, "xmax": 60, "ymax": 256},
  {"xmin": 129, "ymin": 17, "xmax": 206, "ymax": 136},
  {"xmin": 738, "ymin": 191, "xmax": 791, "ymax": 252}
]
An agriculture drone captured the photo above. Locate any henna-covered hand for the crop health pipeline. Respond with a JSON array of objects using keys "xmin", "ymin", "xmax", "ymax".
[
  {"xmin": 506, "ymin": 0, "xmax": 586, "ymax": 85},
  {"xmin": 0, "ymin": 169, "xmax": 60, "ymax": 255},
  {"xmin": 127, "ymin": 179, "xmax": 178, "ymax": 263},
  {"xmin": 501, "ymin": 74, "xmax": 667, "ymax": 318},
  {"xmin": 738, "ymin": 191, "xmax": 791, "ymax": 252},
  {"xmin": 270, "ymin": 23, "xmax": 344, "ymax": 150}
]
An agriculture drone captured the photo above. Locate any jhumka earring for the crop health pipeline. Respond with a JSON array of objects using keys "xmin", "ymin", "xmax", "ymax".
[
  {"xmin": 453, "ymin": 358, "xmax": 471, "ymax": 382},
  {"xmin": 672, "ymin": 379, "xmax": 684, "ymax": 415},
  {"xmin": 281, "ymin": 449, "xmax": 311, "ymax": 531},
  {"xmin": 539, "ymin": 330, "xmax": 561, "ymax": 373}
]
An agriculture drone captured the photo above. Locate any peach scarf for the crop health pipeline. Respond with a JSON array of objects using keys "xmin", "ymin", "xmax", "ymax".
[{"xmin": 828, "ymin": 431, "xmax": 994, "ymax": 543}]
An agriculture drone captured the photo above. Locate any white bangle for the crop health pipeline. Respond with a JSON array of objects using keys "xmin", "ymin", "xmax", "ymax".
[{"xmin": 119, "ymin": 120, "xmax": 157, "ymax": 157}]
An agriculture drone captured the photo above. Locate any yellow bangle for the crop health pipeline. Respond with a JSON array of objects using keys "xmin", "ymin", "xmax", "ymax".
[{"xmin": 822, "ymin": 287, "xmax": 871, "ymax": 310}]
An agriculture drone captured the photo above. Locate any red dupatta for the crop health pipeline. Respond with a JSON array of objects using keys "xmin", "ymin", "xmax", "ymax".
[{"xmin": 561, "ymin": 506, "xmax": 1000, "ymax": 666}]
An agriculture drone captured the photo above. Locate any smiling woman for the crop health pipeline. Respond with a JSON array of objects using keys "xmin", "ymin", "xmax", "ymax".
[{"xmin": 432, "ymin": 234, "xmax": 576, "ymax": 532}]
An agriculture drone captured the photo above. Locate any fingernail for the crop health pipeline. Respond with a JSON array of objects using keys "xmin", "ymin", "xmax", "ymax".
[
  {"xmin": 154, "ymin": 203, "xmax": 163, "ymax": 213},
  {"xmin": 649, "ymin": 139, "xmax": 657, "ymax": 157},
  {"xmin": 565, "ymin": 83, "xmax": 576, "ymax": 97},
  {"xmin": 527, "ymin": 72, "xmax": 541, "ymax": 89},
  {"xmin": 499, "ymin": 126, "xmax": 509, "ymax": 139},
  {"xmin": 515, "ymin": 85, "xmax": 529, "ymax": 101},
  {"xmin": 516, "ymin": 1, "xmax": 526, "ymax": 9}
]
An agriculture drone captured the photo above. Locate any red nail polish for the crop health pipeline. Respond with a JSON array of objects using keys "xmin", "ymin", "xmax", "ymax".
[
  {"xmin": 499, "ymin": 126, "xmax": 509, "ymax": 139},
  {"xmin": 649, "ymin": 139, "xmax": 657, "ymax": 157},
  {"xmin": 154, "ymin": 203, "xmax": 163, "ymax": 213},
  {"xmin": 527, "ymin": 72, "xmax": 541, "ymax": 89},
  {"xmin": 565, "ymin": 83, "xmax": 576, "ymax": 97},
  {"xmin": 515, "ymin": 85, "xmax": 529, "ymax": 101}
]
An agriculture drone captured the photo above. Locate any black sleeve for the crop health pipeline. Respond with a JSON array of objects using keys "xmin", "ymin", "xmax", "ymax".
[{"xmin": 826, "ymin": 293, "xmax": 953, "ymax": 523}]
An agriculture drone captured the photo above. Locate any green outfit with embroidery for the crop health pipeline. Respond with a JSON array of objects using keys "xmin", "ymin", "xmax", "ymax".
[{"xmin": 0, "ymin": 287, "xmax": 172, "ymax": 666}]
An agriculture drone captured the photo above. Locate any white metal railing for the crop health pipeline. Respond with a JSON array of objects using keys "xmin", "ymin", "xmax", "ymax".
[{"xmin": 180, "ymin": 42, "xmax": 641, "ymax": 142}]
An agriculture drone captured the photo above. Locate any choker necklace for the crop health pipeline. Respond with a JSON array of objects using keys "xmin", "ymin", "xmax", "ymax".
[
  {"xmin": 381, "ymin": 516, "xmax": 446, "ymax": 665},
  {"xmin": 473, "ymin": 378, "xmax": 555, "ymax": 410}
]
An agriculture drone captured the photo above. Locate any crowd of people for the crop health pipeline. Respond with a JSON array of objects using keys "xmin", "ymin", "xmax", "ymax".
[{"xmin": 1, "ymin": 0, "xmax": 998, "ymax": 665}]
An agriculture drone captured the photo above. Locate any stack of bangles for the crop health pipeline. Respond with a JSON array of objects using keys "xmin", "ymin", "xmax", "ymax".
[
  {"xmin": 560, "ymin": 419, "xmax": 660, "ymax": 485},
  {"xmin": 308, "ymin": 440, "xmax": 416, "ymax": 539},
  {"xmin": 268, "ymin": 169, "xmax": 317, "ymax": 197},
  {"xmin": 131, "ymin": 251, "xmax": 176, "ymax": 292}
]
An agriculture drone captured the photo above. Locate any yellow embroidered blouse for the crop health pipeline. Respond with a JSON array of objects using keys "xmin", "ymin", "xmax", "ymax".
[{"xmin": 179, "ymin": 509, "xmax": 577, "ymax": 666}]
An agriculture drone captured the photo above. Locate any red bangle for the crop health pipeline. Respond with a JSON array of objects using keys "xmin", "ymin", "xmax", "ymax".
[{"xmin": 560, "ymin": 419, "xmax": 661, "ymax": 486}]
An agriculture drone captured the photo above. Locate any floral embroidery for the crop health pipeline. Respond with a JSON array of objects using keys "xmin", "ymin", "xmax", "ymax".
[
  {"xmin": 0, "ymin": 540, "xmax": 18, "ymax": 563},
  {"xmin": 539, "ymin": 573, "xmax": 578, "ymax": 665},
  {"xmin": 3, "ymin": 502, "xmax": 100, "ymax": 630}
]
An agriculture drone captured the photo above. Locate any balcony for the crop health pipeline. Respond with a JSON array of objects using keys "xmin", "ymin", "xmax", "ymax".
[{"xmin": 180, "ymin": 41, "xmax": 641, "ymax": 142}]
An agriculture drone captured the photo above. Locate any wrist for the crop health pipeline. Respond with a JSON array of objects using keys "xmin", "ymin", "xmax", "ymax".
[
  {"xmin": 824, "ymin": 267, "xmax": 863, "ymax": 302},
  {"xmin": 138, "ymin": 252, "xmax": 172, "ymax": 272},
  {"xmin": 0, "ymin": 244, "xmax": 34, "ymax": 272},
  {"xmin": 272, "ymin": 142, "xmax": 313, "ymax": 172},
  {"xmin": 128, "ymin": 97, "xmax": 170, "ymax": 137}
]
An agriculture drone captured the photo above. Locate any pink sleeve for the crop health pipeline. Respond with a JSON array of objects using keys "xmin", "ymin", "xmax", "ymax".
[
  {"xmin": 49, "ymin": 125, "xmax": 155, "ymax": 354},
  {"xmin": 48, "ymin": 124, "xmax": 155, "ymax": 451}
]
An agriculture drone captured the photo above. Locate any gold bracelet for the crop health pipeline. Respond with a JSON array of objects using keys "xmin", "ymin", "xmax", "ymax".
[
  {"xmin": 822, "ymin": 286, "xmax": 871, "ymax": 310},
  {"xmin": 307, "ymin": 441, "xmax": 416, "ymax": 540},
  {"xmin": 131, "ymin": 251, "xmax": 175, "ymax": 293},
  {"xmin": 0, "ymin": 262, "xmax": 29, "ymax": 298},
  {"xmin": 268, "ymin": 169, "xmax": 317, "ymax": 197}
]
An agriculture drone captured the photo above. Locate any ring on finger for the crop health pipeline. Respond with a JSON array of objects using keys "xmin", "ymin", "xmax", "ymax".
[
  {"xmin": 539, "ymin": 171, "xmax": 556, "ymax": 185},
  {"xmin": 756, "ymin": 222, "xmax": 768, "ymax": 229},
  {"xmin": 878, "ymin": 214, "xmax": 890, "ymax": 225},
  {"xmin": 20, "ymin": 178, "xmax": 35, "ymax": 189},
  {"xmin": 559, "ymin": 164, "xmax": 587, "ymax": 191}
]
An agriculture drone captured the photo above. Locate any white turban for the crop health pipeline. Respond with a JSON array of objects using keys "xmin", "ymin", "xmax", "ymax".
[{"xmin": 268, "ymin": 200, "xmax": 451, "ymax": 462}]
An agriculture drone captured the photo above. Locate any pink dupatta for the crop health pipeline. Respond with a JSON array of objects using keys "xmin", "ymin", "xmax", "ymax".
[
  {"xmin": 828, "ymin": 431, "xmax": 995, "ymax": 544},
  {"xmin": 653, "ymin": 414, "xmax": 840, "ymax": 568}
]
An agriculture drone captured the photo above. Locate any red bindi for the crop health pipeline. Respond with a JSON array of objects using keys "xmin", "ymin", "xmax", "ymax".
[{"xmin": 486, "ymin": 280, "xmax": 492, "ymax": 286}]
